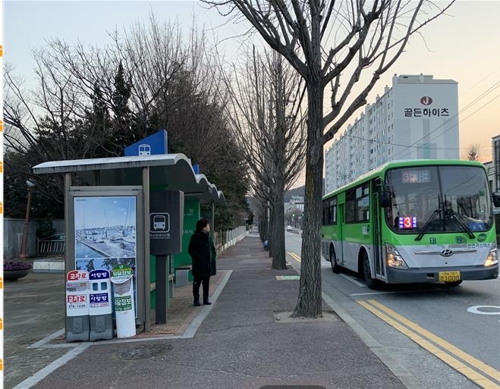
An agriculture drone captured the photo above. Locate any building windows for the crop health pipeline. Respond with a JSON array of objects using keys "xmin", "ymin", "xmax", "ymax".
[{"xmin": 325, "ymin": 74, "xmax": 458, "ymax": 192}]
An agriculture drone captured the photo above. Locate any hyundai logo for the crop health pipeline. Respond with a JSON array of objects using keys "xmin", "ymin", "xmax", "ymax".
[{"xmin": 441, "ymin": 249, "xmax": 454, "ymax": 257}]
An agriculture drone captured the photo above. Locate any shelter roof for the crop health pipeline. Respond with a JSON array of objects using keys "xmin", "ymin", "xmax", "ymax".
[{"xmin": 32, "ymin": 154, "xmax": 224, "ymax": 202}]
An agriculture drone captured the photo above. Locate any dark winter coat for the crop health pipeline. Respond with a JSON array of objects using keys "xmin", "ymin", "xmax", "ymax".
[
  {"xmin": 189, "ymin": 231, "xmax": 213, "ymax": 278},
  {"xmin": 209, "ymin": 236, "xmax": 217, "ymax": 276}
]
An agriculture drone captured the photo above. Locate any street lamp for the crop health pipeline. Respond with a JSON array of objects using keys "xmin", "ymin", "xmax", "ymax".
[{"xmin": 19, "ymin": 180, "xmax": 35, "ymax": 259}]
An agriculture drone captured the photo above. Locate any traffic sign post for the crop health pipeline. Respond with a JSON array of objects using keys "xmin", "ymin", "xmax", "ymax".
[{"xmin": 150, "ymin": 190, "xmax": 184, "ymax": 324}]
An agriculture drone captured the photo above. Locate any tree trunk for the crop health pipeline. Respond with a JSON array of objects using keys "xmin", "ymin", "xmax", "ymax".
[
  {"xmin": 271, "ymin": 191, "xmax": 287, "ymax": 269},
  {"xmin": 261, "ymin": 204, "xmax": 269, "ymax": 243},
  {"xmin": 293, "ymin": 79, "xmax": 324, "ymax": 318},
  {"xmin": 268, "ymin": 203, "xmax": 275, "ymax": 257}
]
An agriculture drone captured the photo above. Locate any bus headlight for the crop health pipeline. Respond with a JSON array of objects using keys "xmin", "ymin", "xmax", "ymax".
[
  {"xmin": 385, "ymin": 244, "xmax": 409, "ymax": 269},
  {"xmin": 484, "ymin": 244, "xmax": 498, "ymax": 267}
]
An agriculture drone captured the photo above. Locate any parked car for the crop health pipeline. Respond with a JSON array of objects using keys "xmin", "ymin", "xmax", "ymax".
[{"xmin": 286, "ymin": 225, "xmax": 293, "ymax": 231}]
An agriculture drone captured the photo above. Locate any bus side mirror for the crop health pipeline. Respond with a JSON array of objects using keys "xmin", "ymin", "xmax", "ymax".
[
  {"xmin": 493, "ymin": 193, "xmax": 500, "ymax": 207},
  {"xmin": 379, "ymin": 191, "xmax": 391, "ymax": 208}
]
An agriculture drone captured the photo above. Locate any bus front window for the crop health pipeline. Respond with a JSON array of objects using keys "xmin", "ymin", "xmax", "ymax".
[
  {"xmin": 385, "ymin": 165, "xmax": 493, "ymax": 234},
  {"xmin": 440, "ymin": 166, "xmax": 493, "ymax": 232},
  {"xmin": 386, "ymin": 166, "xmax": 440, "ymax": 232}
]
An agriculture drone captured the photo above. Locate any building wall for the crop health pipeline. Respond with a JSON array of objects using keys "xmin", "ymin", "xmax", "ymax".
[
  {"xmin": 285, "ymin": 196, "xmax": 304, "ymax": 213},
  {"xmin": 492, "ymin": 135, "xmax": 500, "ymax": 192},
  {"xmin": 325, "ymin": 74, "xmax": 459, "ymax": 193},
  {"xmin": 4, "ymin": 218, "xmax": 65, "ymax": 260}
]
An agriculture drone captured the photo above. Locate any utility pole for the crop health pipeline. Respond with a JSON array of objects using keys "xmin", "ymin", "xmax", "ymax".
[{"xmin": 19, "ymin": 180, "xmax": 35, "ymax": 259}]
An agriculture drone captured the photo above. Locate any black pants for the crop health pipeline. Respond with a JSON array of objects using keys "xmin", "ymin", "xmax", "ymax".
[{"xmin": 193, "ymin": 275, "xmax": 211, "ymax": 302}]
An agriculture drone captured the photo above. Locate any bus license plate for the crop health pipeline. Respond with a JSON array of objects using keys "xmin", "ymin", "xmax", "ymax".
[{"xmin": 439, "ymin": 271, "xmax": 460, "ymax": 282}]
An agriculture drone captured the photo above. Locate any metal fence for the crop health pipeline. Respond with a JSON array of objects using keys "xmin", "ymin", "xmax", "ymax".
[
  {"xmin": 213, "ymin": 226, "xmax": 248, "ymax": 253},
  {"xmin": 37, "ymin": 238, "xmax": 66, "ymax": 257},
  {"xmin": 35, "ymin": 226, "xmax": 249, "ymax": 258}
]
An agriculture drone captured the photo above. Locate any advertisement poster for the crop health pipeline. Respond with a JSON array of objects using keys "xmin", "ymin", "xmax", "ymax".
[{"xmin": 74, "ymin": 196, "xmax": 137, "ymax": 314}]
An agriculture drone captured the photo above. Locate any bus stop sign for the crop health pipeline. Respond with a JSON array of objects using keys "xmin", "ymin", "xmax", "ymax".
[{"xmin": 149, "ymin": 190, "xmax": 184, "ymax": 255}]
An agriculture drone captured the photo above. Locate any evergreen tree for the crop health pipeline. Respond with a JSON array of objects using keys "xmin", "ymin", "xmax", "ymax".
[{"xmin": 110, "ymin": 62, "xmax": 135, "ymax": 152}]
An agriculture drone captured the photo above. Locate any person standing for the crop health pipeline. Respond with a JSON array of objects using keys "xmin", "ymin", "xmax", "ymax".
[{"xmin": 188, "ymin": 218, "xmax": 215, "ymax": 306}]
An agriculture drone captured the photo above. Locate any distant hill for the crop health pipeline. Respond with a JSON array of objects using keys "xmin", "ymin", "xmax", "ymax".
[
  {"xmin": 284, "ymin": 179, "xmax": 324, "ymax": 202},
  {"xmin": 284, "ymin": 186, "xmax": 305, "ymax": 202}
]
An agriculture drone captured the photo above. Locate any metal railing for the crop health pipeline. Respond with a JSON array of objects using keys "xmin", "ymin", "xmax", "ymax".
[
  {"xmin": 36, "ymin": 226, "xmax": 248, "ymax": 258},
  {"xmin": 37, "ymin": 238, "xmax": 65, "ymax": 257},
  {"xmin": 214, "ymin": 226, "xmax": 248, "ymax": 253}
]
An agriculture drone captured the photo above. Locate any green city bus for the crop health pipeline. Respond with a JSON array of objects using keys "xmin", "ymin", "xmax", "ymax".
[{"xmin": 321, "ymin": 159, "xmax": 500, "ymax": 289}]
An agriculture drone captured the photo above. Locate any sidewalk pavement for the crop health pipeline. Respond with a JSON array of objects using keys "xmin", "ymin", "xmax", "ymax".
[{"xmin": 5, "ymin": 234, "xmax": 415, "ymax": 389}]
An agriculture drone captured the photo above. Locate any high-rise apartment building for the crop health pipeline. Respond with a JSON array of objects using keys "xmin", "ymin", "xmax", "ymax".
[
  {"xmin": 492, "ymin": 135, "xmax": 500, "ymax": 193},
  {"xmin": 324, "ymin": 74, "xmax": 459, "ymax": 194}
]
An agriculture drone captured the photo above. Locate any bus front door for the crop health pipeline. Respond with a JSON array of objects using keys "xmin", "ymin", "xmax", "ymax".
[
  {"xmin": 338, "ymin": 204, "xmax": 344, "ymax": 264},
  {"xmin": 372, "ymin": 191, "xmax": 385, "ymax": 279}
]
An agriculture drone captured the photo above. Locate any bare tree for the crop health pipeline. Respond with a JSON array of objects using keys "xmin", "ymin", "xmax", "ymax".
[
  {"xmin": 204, "ymin": 0, "xmax": 455, "ymax": 317},
  {"xmin": 3, "ymin": 14, "xmax": 248, "ymax": 224},
  {"xmin": 465, "ymin": 143, "xmax": 481, "ymax": 161},
  {"xmin": 4, "ymin": 14, "xmax": 228, "ymax": 157},
  {"xmin": 226, "ymin": 47, "xmax": 306, "ymax": 269}
]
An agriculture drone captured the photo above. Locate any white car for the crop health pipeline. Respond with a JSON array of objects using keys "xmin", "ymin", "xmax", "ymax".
[{"xmin": 286, "ymin": 225, "xmax": 293, "ymax": 231}]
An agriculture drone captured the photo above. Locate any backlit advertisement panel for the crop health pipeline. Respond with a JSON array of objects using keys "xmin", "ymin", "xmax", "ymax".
[{"xmin": 74, "ymin": 196, "xmax": 137, "ymax": 315}]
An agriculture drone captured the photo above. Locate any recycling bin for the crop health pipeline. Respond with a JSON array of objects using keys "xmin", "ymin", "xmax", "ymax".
[
  {"xmin": 88, "ymin": 269, "xmax": 113, "ymax": 341},
  {"xmin": 65, "ymin": 270, "xmax": 90, "ymax": 342}
]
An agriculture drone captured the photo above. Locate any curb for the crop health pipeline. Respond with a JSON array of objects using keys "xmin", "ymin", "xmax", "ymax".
[
  {"xmin": 33, "ymin": 258, "xmax": 65, "ymax": 273},
  {"xmin": 322, "ymin": 291, "xmax": 424, "ymax": 389}
]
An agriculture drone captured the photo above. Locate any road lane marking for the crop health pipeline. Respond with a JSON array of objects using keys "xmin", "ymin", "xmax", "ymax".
[
  {"xmin": 289, "ymin": 252, "xmax": 370, "ymax": 289},
  {"xmin": 350, "ymin": 288, "xmax": 442, "ymax": 297},
  {"xmin": 358, "ymin": 299, "xmax": 500, "ymax": 388},
  {"xmin": 339, "ymin": 274, "xmax": 366, "ymax": 287},
  {"xmin": 467, "ymin": 306, "xmax": 500, "ymax": 315},
  {"xmin": 287, "ymin": 251, "xmax": 301, "ymax": 262},
  {"xmin": 369, "ymin": 299, "xmax": 500, "ymax": 382}
]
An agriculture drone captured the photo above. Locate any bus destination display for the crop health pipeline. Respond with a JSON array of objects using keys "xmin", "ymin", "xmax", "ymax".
[{"xmin": 401, "ymin": 169, "xmax": 430, "ymax": 184}]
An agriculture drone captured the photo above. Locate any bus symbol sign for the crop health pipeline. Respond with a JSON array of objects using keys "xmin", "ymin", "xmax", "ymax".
[
  {"xmin": 153, "ymin": 215, "xmax": 166, "ymax": 230},
  {"xmin": 150, "ymin": 213, "xmax": 170, "ymax": 232}
]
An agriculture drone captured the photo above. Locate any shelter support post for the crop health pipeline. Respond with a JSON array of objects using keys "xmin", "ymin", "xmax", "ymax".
[
  {"xmin": 143, "ymin": 167, "xmax": 151, "ymax": 332},
  {"xmin": 155, "ymin": 255, "xmax": 168, "ymax": 324}
]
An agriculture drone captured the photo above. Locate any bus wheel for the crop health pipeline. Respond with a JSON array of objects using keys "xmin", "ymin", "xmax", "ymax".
[
  {"xmin": 361, "ymin": 251, "xmax": 377, "ymax": 289},
  {"xmin": 330, "ymin": 246, "xmax": 341, "ymax": 274},
  {"xmin": 445, "ymin": 280, "xmax": 463, "ymax": 287}
]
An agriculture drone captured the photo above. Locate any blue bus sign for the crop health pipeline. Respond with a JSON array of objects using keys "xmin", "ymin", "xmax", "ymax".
[{"xmin": 124, "ymin": 130, "xmax": 168, "ymax": 156}]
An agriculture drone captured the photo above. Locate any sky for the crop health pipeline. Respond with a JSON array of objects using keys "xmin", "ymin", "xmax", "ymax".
[
  {"xmin": 74, "ymin": 196, "xmax": 136, "ymax": 229},
  {"xmin": 3, "ymin": 0, "xmax": 500, "ymax": 186}
]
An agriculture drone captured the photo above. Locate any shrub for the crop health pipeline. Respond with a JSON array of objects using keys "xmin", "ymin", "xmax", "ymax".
[{"xmin": 4, "ymin": 261, "xmax": 32, "ymax": 271}]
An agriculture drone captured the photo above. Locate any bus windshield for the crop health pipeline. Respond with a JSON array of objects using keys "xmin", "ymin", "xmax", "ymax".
[{"xmin": 385, "ymin": 165, "xmax": 493, "ymax": 234}]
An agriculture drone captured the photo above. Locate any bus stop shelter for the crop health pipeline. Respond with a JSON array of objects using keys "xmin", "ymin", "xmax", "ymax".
[{"xmin": 33, "ymin": 153, "xmax": 224, "ymax": 331}]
